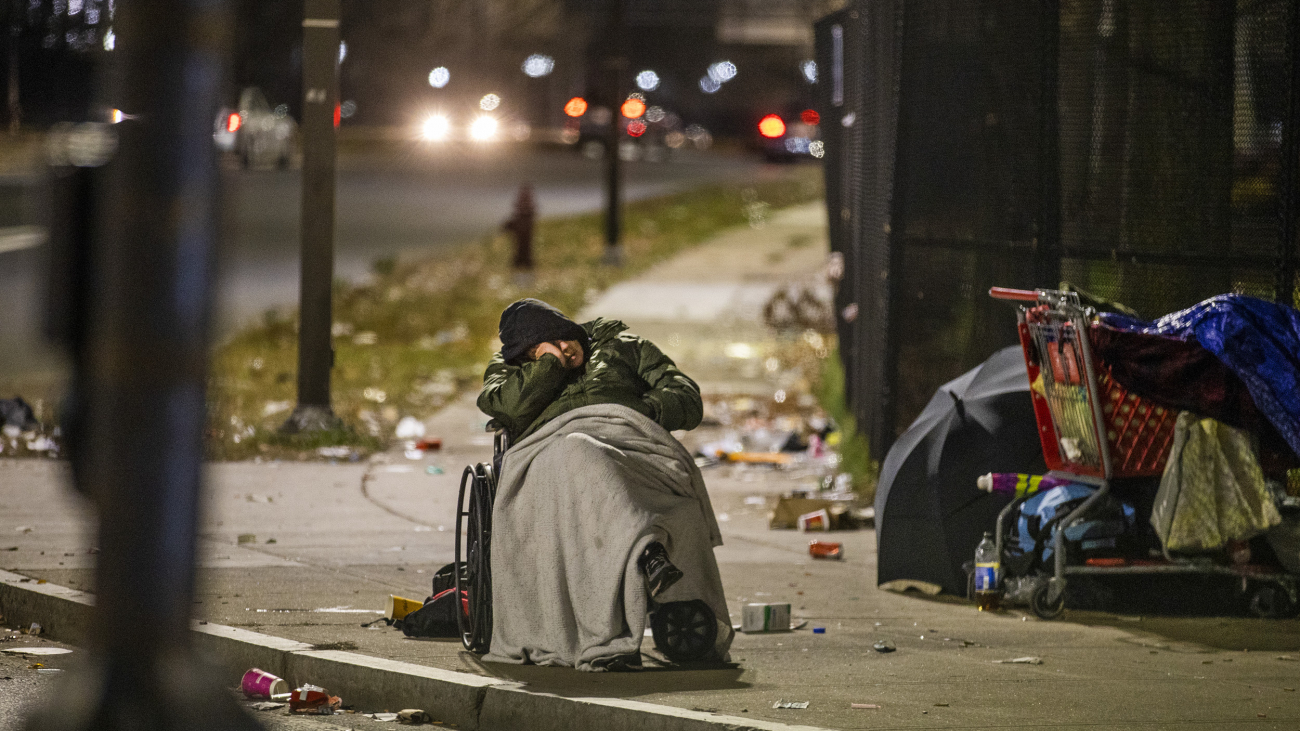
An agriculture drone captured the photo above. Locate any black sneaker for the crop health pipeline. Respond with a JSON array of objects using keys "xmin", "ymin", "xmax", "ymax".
[{"xmin": 638, "ymin": 541, "xmax": 684, "ymax": 598}]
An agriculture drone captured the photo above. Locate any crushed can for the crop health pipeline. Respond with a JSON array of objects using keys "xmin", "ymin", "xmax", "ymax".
[
  {"xmin": 741, "ymin": 602, "xmax": 791, "ymax": 633},
  {"xmin": 808, "ymin": 540, "xmax": 842, "ymax": 560},
  {"xmin": 241, "ymin": 668, "xmax": 289, "ymax": 699}
]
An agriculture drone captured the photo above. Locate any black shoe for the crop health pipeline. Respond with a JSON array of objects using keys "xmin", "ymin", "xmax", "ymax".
[{"xmin": 638, "ymin": 541, "xmax": 684, "ymax": 599}]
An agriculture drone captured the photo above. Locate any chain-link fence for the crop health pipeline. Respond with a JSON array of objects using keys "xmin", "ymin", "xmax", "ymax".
[{"xmin": 817, "ymin": 0, "xmax": 1300, "ymax": 463}]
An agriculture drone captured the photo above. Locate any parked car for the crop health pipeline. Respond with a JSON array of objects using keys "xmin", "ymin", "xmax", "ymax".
[{"xmin": 214, "ymin": 87, "xmax": 296, "ymax": 168}]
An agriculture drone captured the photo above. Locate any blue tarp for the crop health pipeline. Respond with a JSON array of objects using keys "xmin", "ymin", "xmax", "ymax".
[{"xmin": 1099, "ymin": 295, "xmax": 1300, "ymax": 456}]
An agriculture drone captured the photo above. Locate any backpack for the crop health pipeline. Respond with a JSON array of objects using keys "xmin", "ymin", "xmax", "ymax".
[
  {"xmin": 1004, "ymin": 483, "xmax": 1136, "ymax": 576},
  {"xmin": 400, "ymin": 562, "xmax": 467, "ymax": 639}
]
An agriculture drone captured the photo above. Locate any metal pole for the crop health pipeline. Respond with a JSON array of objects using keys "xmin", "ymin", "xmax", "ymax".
[
  {"xmin": 31, "ymin": 0, "xmax": 257, "ymax": 726},
  {"xmin": 284, "ymin": 0, "xmax": 342, "ymax": 432},
  {"xmin": 602, "ymin": 0, "xmax": 624, "ymax": 265}
]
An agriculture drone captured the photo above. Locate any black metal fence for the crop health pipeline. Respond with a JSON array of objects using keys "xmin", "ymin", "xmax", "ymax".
[{"xmin": 816, "ymin": 0, "xmax": 1300, "ymax": 464}]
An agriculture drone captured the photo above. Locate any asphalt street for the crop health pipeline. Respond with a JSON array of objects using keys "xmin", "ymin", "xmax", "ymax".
[{"xmin": 0, "ymin": 146, "xmax": 779, "ymax": 375}]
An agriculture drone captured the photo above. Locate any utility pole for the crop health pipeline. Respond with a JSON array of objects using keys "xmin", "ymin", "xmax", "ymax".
[
  {"xmin": 602, "ymin": 0, "xmax": 625, "ymax": 265},
  {"xmin": 283, "ymin": 0, "xmax": 342, "ymax": 433},
  {"xmin": 33, "ymin": 0, "xmax": 257, "ymax": 726}
]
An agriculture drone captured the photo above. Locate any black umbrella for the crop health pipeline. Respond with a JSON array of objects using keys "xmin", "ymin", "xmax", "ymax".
[{"xmin": 874, "ymin": 345, "xmax": 1048, "ymax": 595}]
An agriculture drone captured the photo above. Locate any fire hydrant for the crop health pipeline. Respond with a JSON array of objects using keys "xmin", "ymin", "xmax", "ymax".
[{"xmin": 503, "ymin": 184, "xmax": 536, "ymax": 271}]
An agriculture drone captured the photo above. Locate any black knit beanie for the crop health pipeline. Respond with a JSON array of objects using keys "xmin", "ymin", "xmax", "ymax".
[{"xmin": 498, "ymin": 298, "xmax": 590, "ymax": 365}]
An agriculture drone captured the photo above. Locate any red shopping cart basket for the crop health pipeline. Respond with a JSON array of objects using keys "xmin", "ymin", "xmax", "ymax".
[{"xmin": 989, "ymin": 287, "xmax": 1176, "ymax": 480}]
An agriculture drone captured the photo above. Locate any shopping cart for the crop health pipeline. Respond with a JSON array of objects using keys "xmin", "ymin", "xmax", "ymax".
[{"xmin": 987, "ymin": 287, "xmax": 1298, "ymax": 619}]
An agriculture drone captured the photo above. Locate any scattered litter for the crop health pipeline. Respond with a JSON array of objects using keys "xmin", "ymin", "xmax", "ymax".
[
  {"xmin": 415, "ymin": 439, "xmax": 442, "ymax": 452},
  {"xmin": 262, "ymin": 400, "xmax": 292, "ymax": 418},
  {"xmin": 994, "ymin": 656, "xmax": 1043, "ymax": 665},
  {"xmin": 385, "ymin": 465, "xmax": 414, "ymax": 473},
  {"xmin": 251, "ymin": 701, "xmax": 285, "ymax": 711},
  {"xmin": 809, "ymin": 540, "xmax": 842, "ymax": 560},
  {"xmin": 317, "ymin": 446, "xmax": 353, "ymax": 459},
  {"xmin": 797, "ymin": 509, "xmax": 830, "ymax": 532},
  {"xmin": 15, "ymin": 526, "xmax": 32, "ymax": 534},
  {"xmin": 367, "ymin": 712, "xmax": 400, "ymax": 721},
  {"xmin": 851, "ymin": 703, "xmax": 881, "ymax": 710},
  {"xmin": 36, "ymin": 668, "xmax": 61, "ymax": 674},
  {"xmin": 397, "ymin": 709, "xmax": 434, "ymax": 724},
  {"xmin": 716, "ymin": 512, "xmax": 730, "ymax": 522},
  {"xmin": 791, "ymin": 619, "xmax": 808, "ymax": 630},
  {"xmin": 728, "ymin": 452, "xmax": 793, "ymax": 465},
  {"xmin": 314, "ymin": 606, "xmax": 383, "ymax": 614},
  {"xmin": 772, "ymin": 700, "xmax": 809, "ymax": 710},
  {"xmin": 26, "ymin": 623, "xmax": 41, "ymax": 636},
  {"xmin": 3, "ymin": 546, "xmax": 15, "ymax": 551},
  {"xmin": 242, "ymin": 668, "xmax": 289, "ymax": 698},
  {"xmin": 289, "ymin": 684, "xmax": 341, "ymax": 714},
  {"xmin": 386, "ymin": 595, "xmax": 423, "ymax": 622},
  {"xmin": 812, "ymin": 627, "xmax": 826, "ymax": 634},
  {"xmin": 741, "ymin": 603, "xmax": 791, "ymax": 633},
  {"xmin": 395, "ymin": 417, "xmax": 426, "ymax": 440},
  {"xmin": 425, "ymin": 465, "xmax": 444, "ymax": 475},
  {"xmin": 872, "ymin": 640, "xmax": 896, "ymax": 653},
  {"xmin": 2, "ymin": 647, "xmax": 71, "ymax": 656},
  {"xmin": 1278, "ymin": 655, "xmax": 1297, "ymax": 661},
  {"xmin": 237, "ymin": 534, "xmax": 256, "ymax": 544},
  {"xmin": 744, "ymin": 496, "xmax": 767, "ymax": 506},
  {"xmin": 404, "ymin": 449, "xmax": 425, "ymax": 460}
]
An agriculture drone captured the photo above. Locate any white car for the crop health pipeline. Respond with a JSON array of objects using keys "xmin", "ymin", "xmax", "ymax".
[{"xmin": 214, "ymin": 87, "xmax": 297, "ymax": 168}]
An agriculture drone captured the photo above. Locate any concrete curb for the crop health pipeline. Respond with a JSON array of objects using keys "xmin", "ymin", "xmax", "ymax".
[{"xmin": 0, "ymin": 570, "xmax": 834, "ymax": 731}]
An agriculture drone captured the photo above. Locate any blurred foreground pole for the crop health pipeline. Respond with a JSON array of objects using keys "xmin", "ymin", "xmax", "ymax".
[
  {"xmin": 284, "ymin": 0, "xmax": 342, "ymax": 432},
  {"xmin": 7, "ymin": 0, "xmax": 19, "ymax": 134},
  {"xmin": 33, "ymin": 0, "xmax": 257, "ymax": 727},
  {"xmin": 602, "ymin": 0, "xmax": 625, "ymax": 265}
]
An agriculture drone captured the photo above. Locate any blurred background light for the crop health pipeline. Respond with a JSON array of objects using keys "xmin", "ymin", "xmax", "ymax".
[
  {"xmin": 479, "ymin": 93, "xmax": 501, "ymax": 111},
  {"xmin": 800, "ymin": 109, "xmax": 820, "ymax": 125},
  {"xmin": 699, "ymin": 76, "xmax": 721, "ymax": 94},
  {"xmin": 645, "ymin": 106, "xmax": 666, "ymax": 123},
  {"xmin": 627, "ymin": 120, "xmax": 647, "ymax": 137},
  {"xmin": 428, "ymin": 66, "xmax": 450, "ymax": 88},
  {"xmin": 707, "ymin": 61, "xmax": 737, "ymax": 84},
  {"xmin": 801, "ymin": 60, "xmax": 818, "ymax": 83},
  {"xmin": 758, "ymin": 114, "xmax": 785, "ymax": 138},
  {"xmin": 564, "ymin": 97, "xmax": 588, "ymax": 117},
  {"xmin": 338, "ymin": 41, "xmax": 347, "ymax": 64},
  {"xmin": 809, "ymin": 140, "xmax": 825, "ymax": 158},
  {"xmin": 621, "ymin": 97, "xmax": 646, "ymax": 119},
  {"xmin": 635, "ymin": 70, "xmax": 660, "ymax": 91},
  {"xmin": 339, "ymin": 100, "xmax": 357, "ymax": 119},
  {"xmin": 470, "ymin": 116, "xmax": 498, "ymax": 141},
  {"xmin": 421, "ymin": 114, "xmax": 450, "ymax": 141},
  {"xmin": 522, "ymin": 54, "xmax": 554, "ymax": 78}
]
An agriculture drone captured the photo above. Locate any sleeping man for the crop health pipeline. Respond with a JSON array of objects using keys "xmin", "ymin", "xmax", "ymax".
[{"xmin": 477, "ymin": 298, "xmax": 732, "ymax": 670}]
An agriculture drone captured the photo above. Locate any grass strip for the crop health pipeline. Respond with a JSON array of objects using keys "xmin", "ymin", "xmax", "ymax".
[{"xmin": 207, "ymin": 167, "xmax": 823, "ymax": 461}]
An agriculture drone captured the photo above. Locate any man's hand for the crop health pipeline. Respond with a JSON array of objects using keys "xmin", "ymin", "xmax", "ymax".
[
  {"xmin": 529, "ymin": 341, "xmax": 565, "ymax": 364},
  {"xmin": 528, "ymin": 340, "xmax": 584, "ymax": 369}
]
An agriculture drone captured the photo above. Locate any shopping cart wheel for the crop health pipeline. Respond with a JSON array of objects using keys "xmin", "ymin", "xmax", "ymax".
[
  {"xmin": 1246, "ymin": 583, "xmax": 1298, "ymax": 619},
  {"xmin": 651, "ymin": 600, "xmax": 717, "ymax": 662},
  {"xmin": 1030, "ymin": 582, "xmax": 1065, "ymax": 620}
]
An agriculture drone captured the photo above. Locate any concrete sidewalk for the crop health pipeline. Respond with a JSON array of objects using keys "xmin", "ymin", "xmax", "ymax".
[{"xmin": 4, "ymin": 202, "xmax": 1300, "ymax": 730}]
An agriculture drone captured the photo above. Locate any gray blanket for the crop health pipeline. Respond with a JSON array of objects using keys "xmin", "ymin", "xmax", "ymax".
[{"xmin": 483, "ymin": 404, "xmax": 734, "ymax": 671}]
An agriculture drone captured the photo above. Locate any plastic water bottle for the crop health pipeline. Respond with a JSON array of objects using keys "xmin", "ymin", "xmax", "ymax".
[{"xmin": 974, "ymin": 531, "xmax": 1001, "ymax": 611}]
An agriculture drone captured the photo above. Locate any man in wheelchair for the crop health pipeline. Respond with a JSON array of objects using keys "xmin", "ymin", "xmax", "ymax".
[{"xmin": 474, "ymin": 298, "xmax": 733, "ymax": 671}]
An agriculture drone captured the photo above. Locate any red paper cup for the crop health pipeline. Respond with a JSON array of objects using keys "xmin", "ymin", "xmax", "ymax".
[{"xmin": 241, "ymin": 668, "xmax": 288, "ymax": 699}]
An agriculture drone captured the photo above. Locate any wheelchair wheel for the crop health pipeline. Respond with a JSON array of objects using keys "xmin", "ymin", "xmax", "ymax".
[
  {"xmin": 650, "ymin": 600, "xmax": 717, "ymax": 663},
  {"xmin": 455, "ymin": 463, "xmax": 496, "ymax": 654}
]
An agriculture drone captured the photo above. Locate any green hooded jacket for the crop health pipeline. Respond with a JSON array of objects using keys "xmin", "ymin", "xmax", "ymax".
[{"xmin": 477, "ymin": 318, "xmax": 702, "ymax": 442}]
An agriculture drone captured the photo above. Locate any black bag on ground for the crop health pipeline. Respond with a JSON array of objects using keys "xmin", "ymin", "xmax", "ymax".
[{"xmin": 400, "ymin": 562, "xmax": 467, "ymax": 639}]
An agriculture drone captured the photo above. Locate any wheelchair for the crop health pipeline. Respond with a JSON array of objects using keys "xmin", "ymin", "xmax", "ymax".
[{"xmin": 455, "ymin": 429, "xmax": 719, "ymax": 661}]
